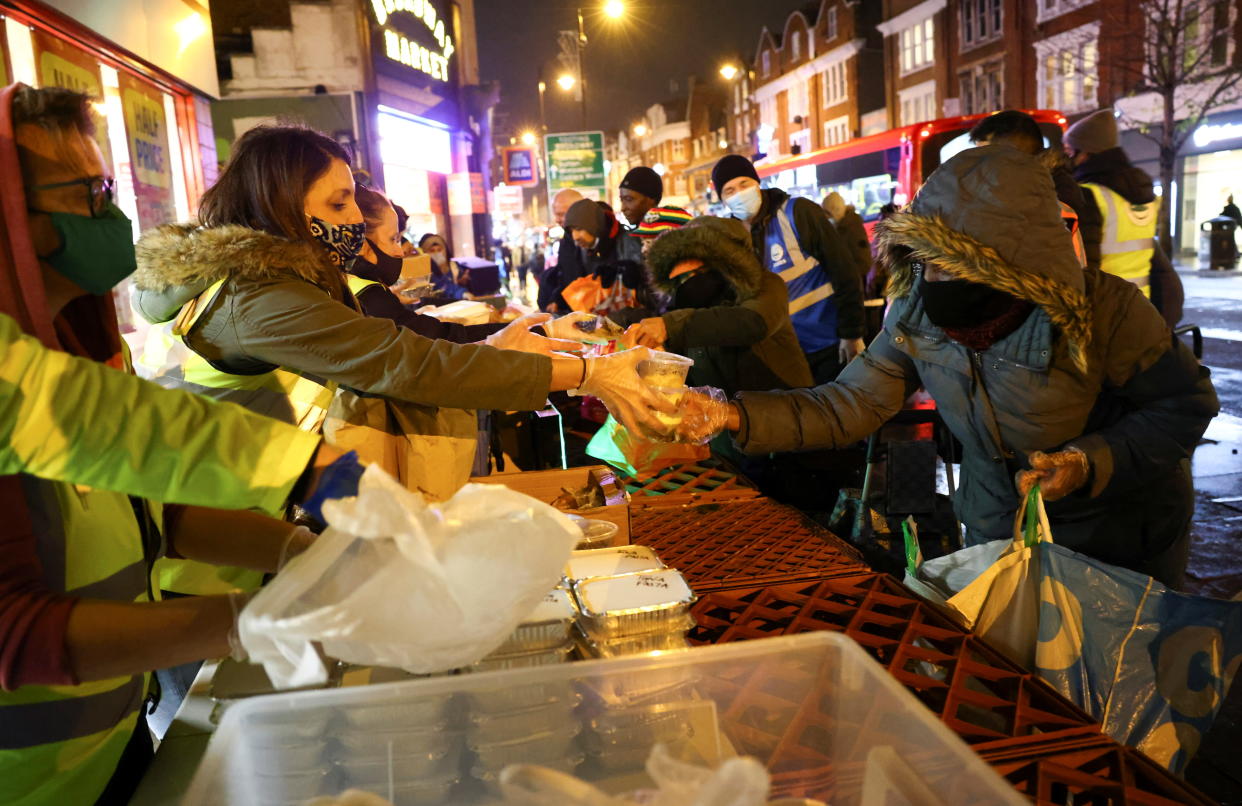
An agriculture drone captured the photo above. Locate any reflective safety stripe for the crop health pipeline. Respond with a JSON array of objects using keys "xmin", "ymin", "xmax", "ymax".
[
  {"xmin": 0, "ymin": 676, "xmax": 143, "ymax": 750},
  {"xmin": 1083, "ymin": 183, "xmax": 1157, "ymax": 295},
  {"xmin": 66, "ymin": 561, "xmax": 148, "ymax": 600},
  {"xmin": 789, "ymin": 282, "xmax": 835, "ymax": 315},
  {"xmin": 764, "ymin": 199, "xmax": 840, "ymax": 353},
  {"xmin": 1060, "ymin": 202, "xmax": 1087, "ymax": 269},
  {"xmin": 774, "ymin": 208, "xmax": 820, "ymax": 284}
]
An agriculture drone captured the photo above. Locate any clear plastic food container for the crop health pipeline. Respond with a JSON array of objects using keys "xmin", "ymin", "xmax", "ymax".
[
  {"xmin": 571, "ymin": 517, "xmax": 620, "ymax": 550},
  {"xmin": 341, "ymin": 695, "xmax": 455, "ymax": 730},
  {"xmin": 249, "ymin": 741, "xmax": 326, "ymax": 771},
  {"xmin": 465, "ymin": 680, "xmax": 578, "ymax": 714},
  {"xmin": 467, "ymin": 698, "xmax": 580, "ymax": 746},
  {"xmin": 467, "ymin": 722, "xmax": 582, "ymax": 768},
  {"xmin": 187, "ymin": 634, "xmax": 1027, "ymax": 806},
  {"xmin": 575, "ymin": 569, "xmax": 696, "ymax": 639},
  {"xmin": 564, "ymin": 545, "xmax": 666, "ymax": 582},
  {"xmin": 636, "ymin": 351, "xmax": 694, "ymax": 388},
  {"xmin": 467, "ymin": 640, "xmax": 574, "ymax": 672},
  {"xmin": 336, "ymin": 742, "xmax": 463, "ymax": 783},
  {"xmin": 336, "ymin": 725, "xmax": 460, "ymax": 760}
]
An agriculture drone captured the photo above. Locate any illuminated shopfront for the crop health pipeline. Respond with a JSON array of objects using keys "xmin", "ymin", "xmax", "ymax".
[{"xmin": 2, "ymin": 0, "xmax": 218, "ymax": 329}]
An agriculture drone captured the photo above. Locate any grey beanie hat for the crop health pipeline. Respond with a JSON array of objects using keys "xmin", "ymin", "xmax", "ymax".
[
  {"xmin": 1064, "ymin": 109, "xmax": 1119, "ymax": 154},
  {"xmin": 564, "ymin": 198, "xmax": 606, "ymax": 237}
]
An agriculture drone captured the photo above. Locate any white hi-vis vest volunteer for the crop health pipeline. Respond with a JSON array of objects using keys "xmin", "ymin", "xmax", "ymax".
[
  {"xmin": 1081, "ymin": 183, "xmax": 1159, "ymax": 296},
  {"xmin": 139, "ymin": 279, "xmax": 337, "ymax": 594}
]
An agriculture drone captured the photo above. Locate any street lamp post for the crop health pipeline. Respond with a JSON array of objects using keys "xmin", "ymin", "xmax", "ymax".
[
  {"xmin": 575, "ymin": 7, "xmax": 588, "ymax": 130},
  {"xmin": 537, "ymin": 80, "xmax": 548, "ymax": 134}
]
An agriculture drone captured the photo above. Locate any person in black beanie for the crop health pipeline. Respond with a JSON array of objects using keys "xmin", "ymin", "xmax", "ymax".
[
  {"xmin": 564, "ymin": 198, "xmax": 647, "ymax": 315},
  {"xmin": 711, "ymin": 153, "xmax": 864, "ymax": 384},
  {"xmin": 616, "ymin": 166, "xmax": 661, "ymax": 265}
]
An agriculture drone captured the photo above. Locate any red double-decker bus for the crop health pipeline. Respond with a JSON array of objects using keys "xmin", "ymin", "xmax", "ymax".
[{"xmin": 755, "ymin": 110, "xmax": 1068, "ymax": 233}]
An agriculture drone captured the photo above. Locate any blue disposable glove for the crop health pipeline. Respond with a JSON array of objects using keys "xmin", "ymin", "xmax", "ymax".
[{"xmin": 301, "ymin": 450, "xmax": 365, "ymax": 524}]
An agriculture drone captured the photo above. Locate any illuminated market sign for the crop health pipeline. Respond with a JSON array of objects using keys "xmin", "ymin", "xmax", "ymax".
[
  {"xmin": 1193, "ymin": 121, "xmax": 1242, "ymax": 149},
  {"xmin": 370, "ymin": 0, "xmax": 455, "ymax": 82}
]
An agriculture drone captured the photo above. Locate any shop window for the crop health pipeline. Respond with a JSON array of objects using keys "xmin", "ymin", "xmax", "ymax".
[
  {"xmin": 899, "ymin": 17, "xmax": 935, "ymax": 75},
  {"xmin": 961, "ymin": 0, "xmax": 1003, "ymax": 50}
]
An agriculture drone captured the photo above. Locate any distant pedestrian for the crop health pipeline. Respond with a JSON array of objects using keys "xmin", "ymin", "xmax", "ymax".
[
  {"xmin": 539, "ymin": 188, "xmax": 586, "ymax": 313},
  {"xmin": 712, "ymin": 154, "xmax": 865, "ymax": 383},
  {"xmin": 1222, "ymin": 194, "xmax": 1242, "ymax": 227},
  {"xmin": 822, "ymin": 191, "xmax": 871, "ymax": 282}
]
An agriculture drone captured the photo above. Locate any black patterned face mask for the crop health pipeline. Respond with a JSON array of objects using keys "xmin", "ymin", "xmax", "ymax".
[{"xmin": 306, "ymin": 214, "xmax": 366, "ymax": 268}]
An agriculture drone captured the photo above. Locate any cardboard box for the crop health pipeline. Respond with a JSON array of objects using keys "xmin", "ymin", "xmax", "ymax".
[{"xmin": 470, "ymin": 465, "xmax": 630, "ymax": 546}]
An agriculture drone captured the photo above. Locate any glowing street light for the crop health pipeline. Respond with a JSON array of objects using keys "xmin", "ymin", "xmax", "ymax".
[
  {"xmin": 520, "ymin": 131, "xmax": 537, "ymax": 146},
  {"xmin": 604, "ymin": 1, "xmax": 624, "ymax": 19},
  {"xmin": 633, "ymin": 123, "xmax": 648, "ymax": 137},
  {"xmin": 719, "ymin": 63, "xmax": 740, "ymax": 81},
  {"xmin": 557, "ymin": 73, "xmax": 576, "ymax": 92}
]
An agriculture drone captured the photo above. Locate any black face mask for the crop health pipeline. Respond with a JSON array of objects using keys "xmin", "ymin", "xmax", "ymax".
[
  {"xmin": 920, "ymin": 277, "xmax": 1016, "ymax": 329},
  {"xmin": 674, "ymin": 270, "xmax": 729, "ymax": 309},
  {"xmin": 353, "ymin": 239, "xmax": 403, "ymax": 286}
]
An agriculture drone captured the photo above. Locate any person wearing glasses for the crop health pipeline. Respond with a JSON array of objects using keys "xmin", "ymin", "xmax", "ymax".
[
  {"xmin": 0, "ymin": 84, "xmax": 375, "ymax": 805},
  {"xmin": 671, "ymin": 146, "xmax": 1217, "ymax": 589}
]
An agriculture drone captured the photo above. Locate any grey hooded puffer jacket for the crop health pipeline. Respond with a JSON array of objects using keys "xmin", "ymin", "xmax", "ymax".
[{"xmin": 735, "ymin": 145, "xmax": 1217, "ymax": 577}]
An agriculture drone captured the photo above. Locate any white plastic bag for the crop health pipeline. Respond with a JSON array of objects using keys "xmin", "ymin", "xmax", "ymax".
[{"xmin": 239, "ymin": 466, "xmax": 580, "ymax": 688}]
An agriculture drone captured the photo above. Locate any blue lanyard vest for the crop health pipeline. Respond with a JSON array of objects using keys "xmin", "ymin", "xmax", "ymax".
[{"xmin": 763, "ymin": 199, "xmax": 838, "ymax": 353}]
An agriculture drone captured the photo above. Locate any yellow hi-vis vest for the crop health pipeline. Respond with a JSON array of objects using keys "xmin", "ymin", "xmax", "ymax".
[
  {"xmin": 344, "ymin": 273, "xmax": 383, "ymax": 298},
  {"xmin": 1, "ymin": 469, "xmax": 159, "ymax": 805},
  {"xmin": 1082, "ymin": 183, "xmax": 1159, "ymax": 296},
  {"xmin": 141, "ymin": 279, "xmax": 337, "ymax": 595}
]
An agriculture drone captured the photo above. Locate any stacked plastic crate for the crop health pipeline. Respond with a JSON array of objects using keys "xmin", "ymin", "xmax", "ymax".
[{"xmin": 685, "ymin": 572, "xmax": 1217, "ymax": 805}]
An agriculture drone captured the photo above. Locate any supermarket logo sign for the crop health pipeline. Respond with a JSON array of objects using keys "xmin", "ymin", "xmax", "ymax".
[{"xmin": 371, "ymin": 0, "xmax": 455, "ymax": 82}]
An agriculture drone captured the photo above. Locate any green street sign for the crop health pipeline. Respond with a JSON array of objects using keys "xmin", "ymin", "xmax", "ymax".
[{"xmin": 545, "ymin": 131, "xmax": 606, "ymax": 208}]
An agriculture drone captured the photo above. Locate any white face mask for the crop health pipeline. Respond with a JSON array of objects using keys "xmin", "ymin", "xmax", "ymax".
[
  {"xmin": 726, "ymin": 185, "xmax": 762, "ymax": 220},
  {"xmin": 430, "ymin": 251, "xmax": 447, "ymax": 267}
]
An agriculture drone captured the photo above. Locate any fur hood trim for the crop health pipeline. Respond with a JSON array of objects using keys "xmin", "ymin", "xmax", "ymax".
[
  {"xmin": 877, "ymin": 211, "xmax": 1092, "ymax": 371},
  {"xmin": 645, "ymin": 216, "xmax": 762, "ymax": 300},
  {"xmin": 133, "ymin": 223, "xmax": 337, "ymax": 292}
]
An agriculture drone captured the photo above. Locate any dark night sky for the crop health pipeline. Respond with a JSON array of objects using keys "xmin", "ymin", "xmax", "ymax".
[{"xmin": 473, "ymin": 0, "xmax": 811, "ymax": 137}]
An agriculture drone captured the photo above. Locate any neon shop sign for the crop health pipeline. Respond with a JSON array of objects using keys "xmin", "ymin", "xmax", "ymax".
[{"xmin": 370, "ymin": 0, "xmax": 456, "ymax": 82}]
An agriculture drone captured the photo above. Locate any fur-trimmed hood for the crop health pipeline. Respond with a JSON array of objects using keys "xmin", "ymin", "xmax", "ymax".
[
  {"xmin": 132, "ymin": 223, "xmax": 339, "ymax": 323},
  {"xmin": 645, "ymin": 216, "xmax": 762, "ymax": 301},
  {"xmin": 877, "ymin": 144, "xmax": 1091, "ymax": 370}
]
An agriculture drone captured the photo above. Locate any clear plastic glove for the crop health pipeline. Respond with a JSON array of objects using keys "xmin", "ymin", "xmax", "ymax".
[
  {"xmin": 1016, "ymin": 447, "xmax": 1090, "ymax": 501},
  {"xmin": 838, "ymin": 336, "xmax": 865, "ymax": 365},
  {"xmin": 226, "ymin": 591, "xmax": 253, "ymax": 662},
  {"xmin": 624, "ymin": 316, "xmax": 668, "ymax": 350},
  {"xmin": 484, "ymin": 312, "xmax": 581, "ymax": 355},
  {"xmin": 302, "ymin": 450, "xmax": 365, "ymax": 524},
  {"xmin": 578, "ymin": 348, "xmax": 678, "ymax": 437},
  {"xmin": 671, "ymin": 386, "xmax": 734, "ymax": 444},
  {"xmin": 277, "ymin": 525, "xmax": 316, "ymax": 572},
  {"xmin": 544, "ymin": 311, "xmax": 625, "ymax": 344},
  {"xmin": 304, "ymin": 790, "xmax": 395, "ymax": 806}
]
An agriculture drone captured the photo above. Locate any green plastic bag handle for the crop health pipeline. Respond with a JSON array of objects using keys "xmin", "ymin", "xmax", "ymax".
[
  {"xmin": 902, "ymin": 516, "xmax": 921, "ymax": 575},
  {"xmin": 1023, "ymin": 484, "xmax": 1042, "ymax": 548}
]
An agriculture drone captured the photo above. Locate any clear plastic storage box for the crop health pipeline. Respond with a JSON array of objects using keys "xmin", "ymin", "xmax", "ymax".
[{"xmin": 183, "ymin": 632, "xmax": 1025, "ymax": 806}]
